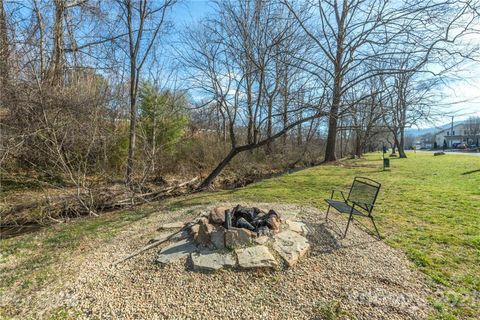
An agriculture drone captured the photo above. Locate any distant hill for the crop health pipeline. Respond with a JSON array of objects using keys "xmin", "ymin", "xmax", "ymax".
[{"xmin": 405, "ymin": 121, "xmax": 463, "ymax": 137}]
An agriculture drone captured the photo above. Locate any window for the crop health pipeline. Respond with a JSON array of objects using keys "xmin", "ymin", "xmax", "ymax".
[
  {"xmin": 453, "ymin": 131, "xmax": 455, "ymax": 136},
  {"xmin": 447, "ymin": 131, "xmax": 450, "ymax": 136}
]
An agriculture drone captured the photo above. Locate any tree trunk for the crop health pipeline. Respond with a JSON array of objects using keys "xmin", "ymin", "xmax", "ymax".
[
  {"xmin": 198, "ymin": 111, "xmax": 326, "ymax": 190},
  {"xmin": 0, "ymin": 0, "xmax": 8, "ymax": 93},
  {"xmin": 281, "ymin": 70, "xmax": 289, "ymax": 151},
  {"xmin": 354, "ymin": 130, "xmax": 362, "ymax": 157},
  {"xmin": 246, "ymin": 73, "xmax": 254, "ymax": 147},
  {"xmin": 324, "ymin": 88, "xmax": 340, "ymax": 161},
  {"xmin": 33, "ymin": 0, "xmax": 46, "ymax": 79},
  {"xmin": 50, "ymin": 0, "xmax": 65, "ymax": 85},
  {"xmin": 393, "ymin": 133, "xmax": 402, "ymax": 156},
  {"xmin": 391, "ymin": 142, "xmax": 396, "ymax": 154},
  {"xmin": 323, "ymin": 0, "xmax": 346, "ymax": 162},
  {"xmin": 198, "ymin": 148, "xmax": 239, "ymax": 190},
  {"xmin": 398, "ymin": 127, "xmax": 407, "ymax": 158},
  {"xmin": 216, "ymin": 105, "xmax": 227, "ymax": 143},
  {"xmin": 222, "ymin": 114, "xmax": 227, "ymax": 143},
  {"xmin": 339, "ymin": 118, "xmax": 344, "ymax": 158},
  {"xmin": 151, "ymin": 108, "xmax": 157, "ymax": 173},
  {"xmin": 126, "ymin": 64, "xmax": 137, "ymax": 184},
  {"xmin": 297, "ymin": 121, "xmax": 302, "ymax": 145},
  {"xmin": 266, "ymin": 98, "xmax": 273, "ymax": 154},
  {"xmin": 125, "ymin": 0, "xmax": 140, "ymax": 185}
]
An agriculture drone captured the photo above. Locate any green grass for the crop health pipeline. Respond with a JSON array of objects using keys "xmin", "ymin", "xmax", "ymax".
[
  {"xmin": 0, "ymin": 173, "xmax": 68, "ymax": 194},
  {"xmin": 1, "ymin": 152, "xmax": 479, "ymax": 319},
  {"xmin": 313, "ymin": 300, "xmax": 355, "ymax": 320}
]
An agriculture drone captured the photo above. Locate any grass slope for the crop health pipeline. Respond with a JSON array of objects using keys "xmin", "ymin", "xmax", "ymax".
[{"xmin": 1, "ymin": 152, "xmax": 479, "ymax": 319}]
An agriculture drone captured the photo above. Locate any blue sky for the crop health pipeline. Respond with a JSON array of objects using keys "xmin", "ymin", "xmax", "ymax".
[
  {"xmin": 170, "ymin": 0, "xmax": 480, "ymax": 126},
  {"xmin": 171, "ymin": 0, "xmax": 211, "ymax": 26}
]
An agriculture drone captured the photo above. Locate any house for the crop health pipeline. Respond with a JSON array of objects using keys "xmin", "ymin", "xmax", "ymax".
[
  {"xmin": 414, "ymin": 134, "xmax": 434, "ymax": 149},
  {"xmin": 434, "ymin": 122, "xmax": 479, "ymax": 148}
]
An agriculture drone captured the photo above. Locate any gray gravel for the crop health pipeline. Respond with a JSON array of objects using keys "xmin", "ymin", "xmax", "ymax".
[{"xmin": 55, "ymin": 203, "xmax": 433, "ymax": 319}]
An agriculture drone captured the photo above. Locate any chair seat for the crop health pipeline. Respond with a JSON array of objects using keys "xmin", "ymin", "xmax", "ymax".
[{"xmin": 325, "ymin": 199, "xmax": 365, "ymax": 216}]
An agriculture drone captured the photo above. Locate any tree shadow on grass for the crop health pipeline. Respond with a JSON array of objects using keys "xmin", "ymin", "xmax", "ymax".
[{"xmin": 461, "ymin": 169, "xmax": 480, "ymax": 175}]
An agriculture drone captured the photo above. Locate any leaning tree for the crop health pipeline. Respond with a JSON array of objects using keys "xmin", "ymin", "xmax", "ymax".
[{"xmin": 180, "ymin": 0, "xmax": 328, "ymax": 189}]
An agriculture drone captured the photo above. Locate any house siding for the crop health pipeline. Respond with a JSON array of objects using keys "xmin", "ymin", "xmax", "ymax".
[{"xmin": 434, "ymin": 123, "xmax": 478, "ymax": 148}]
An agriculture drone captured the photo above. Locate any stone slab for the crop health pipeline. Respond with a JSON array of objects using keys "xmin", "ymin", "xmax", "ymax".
[
  {"xmin": 236, "ymin": 245, "xmax": 278, "ymax": 269},
  {"xmin": 286, "ymin": 220, "xmax": 310, "ymax": 235},
  {"xmin": 194, "ymin": 222, "xmax": 214, "ymax": 247},
  {"xmin": 191, "ymin": 251, "xmax": 236, "ymax": 272},
  {"xmin": 211, "ymin": 228, "xmax": 225, "ymax": 249},
  {"xmin": 254, "ymin": 236, "xmax": 270, "ymax": 245},
  {"xmin": 225, "ymin": 227, "xmax": 254, "ymax": 248},
  {"xmin": 149, "ymin": 230, "xmax": 189, "ymax": 244},
  {"xmin": 156, "ymin": 239, "xmax": 197, "ymax": 265},
  {"xmin": 209, "ymin": 207, "xmax": 227, "ymax": 224},
  {"xmin": 273, "ymin": 230, "xmax": 310, "ymax": 267}
]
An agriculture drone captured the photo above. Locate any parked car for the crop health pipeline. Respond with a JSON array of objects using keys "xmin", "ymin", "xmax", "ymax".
[{"xmin": 456, "ymin": 143, "xmax": 467, "ymax": 149}]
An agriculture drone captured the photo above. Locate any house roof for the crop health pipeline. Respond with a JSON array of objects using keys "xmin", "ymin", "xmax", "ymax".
[{"xmin": 434, "ymin": 122, "xmax": 465, "ymax": 135}]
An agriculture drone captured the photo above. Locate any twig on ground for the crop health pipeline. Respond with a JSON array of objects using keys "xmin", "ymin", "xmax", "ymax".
[{"xmin": 111, "ymin": 222, "xmax": 194, "ymax": 267}]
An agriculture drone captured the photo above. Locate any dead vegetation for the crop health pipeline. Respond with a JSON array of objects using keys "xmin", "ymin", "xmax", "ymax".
[{"xmin": 0, "ymin": 177, "xmax": 198, "ymax": 235}]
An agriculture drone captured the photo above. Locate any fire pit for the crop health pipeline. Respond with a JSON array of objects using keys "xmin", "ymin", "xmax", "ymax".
[
  {"xmin": 156, "ymin": 205, "xmax": 311, "ymax": 271},
  {"xmin": 191, "ymin": 205, "xmax": 282, "ymax": 249},
  {"xmin": 225, "ymin": 205, "xmax": 281, "ymax": 235}
]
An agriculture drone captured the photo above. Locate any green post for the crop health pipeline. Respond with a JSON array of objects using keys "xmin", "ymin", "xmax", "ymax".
[
  {"xmin": 382, "ymin": 143, "xmax": 390, "ymax": 170},
  {"xmin": 383, "ymin": 158, "xmax": 390, "ymax": 169}
]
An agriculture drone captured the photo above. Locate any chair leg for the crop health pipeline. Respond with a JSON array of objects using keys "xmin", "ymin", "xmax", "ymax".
[
  {"xmin": 370, "ymin": 217, "xmax": 381, "ymax": 240},
  {"xmin": 325, "ymin": 205, "xmax": 331, "ymax": 222},
  {"xmin": 343, "ymin": 212, "xmax": 354, "ymax": 238}
]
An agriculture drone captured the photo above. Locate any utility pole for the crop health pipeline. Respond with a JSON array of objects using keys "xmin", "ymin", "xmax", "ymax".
[{"xmin": 450, "ymin": 115, "xmax": 454, "ymax": 149}]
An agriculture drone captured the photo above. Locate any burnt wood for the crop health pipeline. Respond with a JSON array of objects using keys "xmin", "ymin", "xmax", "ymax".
[{"xmin": 223, "ymin": 205, "xmax": 279, "ymax": 235}]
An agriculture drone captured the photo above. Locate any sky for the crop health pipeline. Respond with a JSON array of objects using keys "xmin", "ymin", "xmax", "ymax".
[
  {"xmin": 171, "ymin": 0, "xmax": 211, "ymax": 27},
  {"xmin": 439, "ymin": 62, "xmax": 480, "ymax": 121},
  {"xmin": 170, "ymin": 0, "xmax": 480, "ymax": 127}
]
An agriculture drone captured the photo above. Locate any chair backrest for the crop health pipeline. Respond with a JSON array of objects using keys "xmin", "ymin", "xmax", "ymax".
[{"xmin": 347, "ymin": 177, "xmax": 381, "ymax": 213}]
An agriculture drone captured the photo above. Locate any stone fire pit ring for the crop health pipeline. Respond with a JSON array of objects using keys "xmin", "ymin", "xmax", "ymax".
[{"xmin": 155, "ymin": 205, "xmax": 312, "ymax": 272}]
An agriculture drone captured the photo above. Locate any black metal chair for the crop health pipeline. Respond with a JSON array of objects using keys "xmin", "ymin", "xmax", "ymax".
[{"xmin": 325, "ymin": 177, "xmax": 381, "ymax": 239}]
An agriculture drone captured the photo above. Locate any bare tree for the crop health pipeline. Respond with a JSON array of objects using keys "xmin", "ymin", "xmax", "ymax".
[
  {"xmin": 282, "ymin": 0, "xmax": 390, "ymax": 161},
  {"xmin": 180, "ymin": 0, "xmax": 327, "ymax": 189},
  {"xmin": 283, "ymin": 0, "xmax": 480, "ymax": 162},
  {"xmin": 465, "ymin": 116, "xmax": 480, "ymax": 146},
  {"xmin": 45, "ymin": 0, "xmax": 89, "ymax": 85},
  {"xmin": 344, "ymin": 83, "xmax": 384, "ymax": 158},
  {"xmin": 0, "ymin": 0, "xmax": 8, "ymax": 94},
  {"xmin": 118, "ymin": 0, "xmax": 176, "ymax": 185},
  {"xmin": 379, "ymin": 54, "xmax": 442, "ymax": 158}
]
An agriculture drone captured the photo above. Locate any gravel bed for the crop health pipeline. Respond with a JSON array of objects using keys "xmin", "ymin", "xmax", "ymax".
[{"xmin": 57, "ymin": 203, "xmax": 433, "ymax": 319}]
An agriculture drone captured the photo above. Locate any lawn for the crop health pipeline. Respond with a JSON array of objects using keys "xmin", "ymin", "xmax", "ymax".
[{"xmin": 1, "ymin": 152, "xmax": 479, "ymax": 319}]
